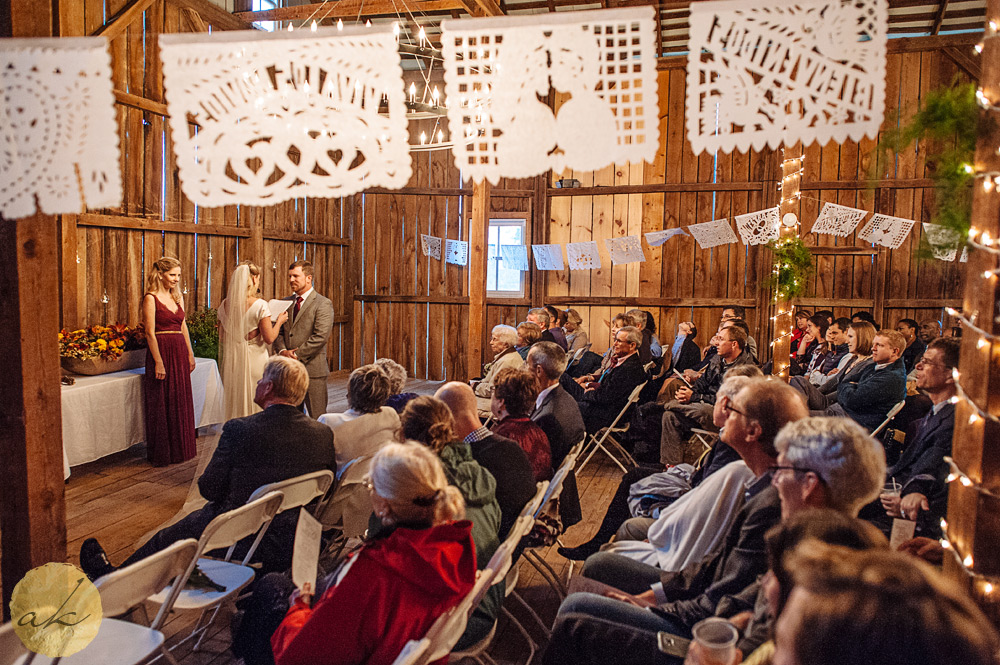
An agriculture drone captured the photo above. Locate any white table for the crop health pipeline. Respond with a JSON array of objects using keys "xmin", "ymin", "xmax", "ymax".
[{"xmin": 61, "ymin": 357, "xmax": 225, "ymax": 477}]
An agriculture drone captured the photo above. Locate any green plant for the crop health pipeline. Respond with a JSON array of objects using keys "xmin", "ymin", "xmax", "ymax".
[
  {"xmin": 186, "ymin": 307, "xmax": 218, "ymax": 361},
  {"xmin": 767, "ymin": 236, "xmax": 814, "ymax": 299},
  {"xmin": 872, "ymin": 81, "xmax": 981, "ymax": 259}
]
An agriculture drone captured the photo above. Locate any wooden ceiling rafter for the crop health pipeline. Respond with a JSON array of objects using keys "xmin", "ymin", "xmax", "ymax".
[
  {"xmin": 92, "ymin": 0, "xmax": 159, "ymax": 40},
  {"xmin": 235, "ymin": 0, "xmax": 468, "ymax": 22}
]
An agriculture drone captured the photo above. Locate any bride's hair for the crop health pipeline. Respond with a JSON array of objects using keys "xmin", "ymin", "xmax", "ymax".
[{"xmin": 237, "ymin": 261, "xmax": 261, "ymax": 298}]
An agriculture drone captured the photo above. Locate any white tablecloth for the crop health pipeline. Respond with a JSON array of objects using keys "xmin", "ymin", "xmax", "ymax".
[{"xmin": 62, "ymin": 357, "xmax": 225, "ymax": 476}]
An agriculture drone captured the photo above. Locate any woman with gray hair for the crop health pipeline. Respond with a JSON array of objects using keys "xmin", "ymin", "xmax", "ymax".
[
  {"xmin": 563, "ymin": 308, "xmax": 590, "ymax": 352},
  {"xmin": 472, "ymin": 323, "xmax": 524, "ymax": 417},
  {"xmin": 376, "ymin": 357, "xmax": 419, "ymax": 413}
]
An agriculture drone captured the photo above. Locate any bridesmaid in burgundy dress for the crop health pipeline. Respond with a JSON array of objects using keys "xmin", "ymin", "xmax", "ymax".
[{"xmin": 141, "ymin": 257, "xmax": 197, "ymax": 466}]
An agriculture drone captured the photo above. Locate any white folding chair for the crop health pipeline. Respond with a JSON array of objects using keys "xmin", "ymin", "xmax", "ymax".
[
  {"xmin": 0, "ymin": 540, "xmax": 198, "ymax": 665},
  {"xmin": 577, "ymin": 381, "xmax": 646, "ymax": 474},
  {"xmin": 390, "ymin": 639, "xmax": 430, "ymax": 665},
  {"xmin": 248, "ymin": 470, "xmax": 335, "ymax": 518},
  {"xmin": 871, "ymin": 400, "xmax": 907, "ymax": 437},
  {"xmin": 566, "ymin": 345, "xmax": 590, "ymax": 370},
  {"xmin": 145, "ymin": 491, "xmax": 284, "ymax": 652}
]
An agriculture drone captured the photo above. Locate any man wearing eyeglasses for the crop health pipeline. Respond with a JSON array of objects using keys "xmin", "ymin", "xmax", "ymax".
[
  {"xmin": 860, "ymin": 337, "xmax": 959, "ymax": 539},
  {"xmin": 579, "ymin": 326, "xmax": 647, "ymax": 434}
]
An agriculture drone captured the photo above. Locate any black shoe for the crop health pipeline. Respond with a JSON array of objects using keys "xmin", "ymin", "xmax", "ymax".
[
  {"xmin": 557, "ymin": 541, "xmax": 603, "ymax": 562},
  {"xmin": 79, "ymin": 538, "xmax": 115, "ymax": 581}
]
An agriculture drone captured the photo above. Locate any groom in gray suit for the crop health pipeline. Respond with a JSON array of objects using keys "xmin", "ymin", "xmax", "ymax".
[{"xmin": 273, "ymin": 260, "xmax": 334, "ymax": 418}]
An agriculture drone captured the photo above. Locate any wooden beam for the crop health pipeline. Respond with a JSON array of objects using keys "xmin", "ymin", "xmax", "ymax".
[
  {"xmin": 543, "ymin": 296, "xmax": 757, "ymax": 308},
  {"xmin": 59, "ymin": 214, "xmax": 80, "ymax": 329},
  {"xmin": 943, "ymin": 45, "xmax": 983, "ymax": 80},
  {"xmin": 235, "ymin": 0, "xmax": 465, "ymax": 22},
  {"xmin": 77, "ymin": 212, "xmax": 251, "ymax": 238},
  {"xmin": 549, "ymin": 181, "xmax": 768, "ymax": 196},
  {"xmin": 166, "ymin": 0, "xmax": 254, "ymax": 30},
  {"xmin": 931, "ymin": 0, "xmax": 952, "ymax": 34},
  {"xmin": 458, "ymin": 0, "xmax": 504, "ymax": 17},
  {"xmin": 179, "ymin": 6, "xmax": 208, "ymax": 32},
  {"xmin": 468, "ymin": 181, "xmax": 490, "ymax": 381},
  {"xmin": 772, "ymin": 141, "xmax": 803, "ymax": 381},
  {"xmin": 945, "ymin": 0, "xmax": 1000, "ymax": 621},
  {"xmin": 0, "ymin": 0, "xmax": 65, "ymax": 623},
  {"xmin": 114, "ymin": 89, "xmax": 169, "ymax": 117},
  {"xmin": 93, "ymin": 0, "xmax": 156, "ymax": 40},
  {"xmin": 355, "ymin": 294, "xmax": 471, "ymax": 304}
]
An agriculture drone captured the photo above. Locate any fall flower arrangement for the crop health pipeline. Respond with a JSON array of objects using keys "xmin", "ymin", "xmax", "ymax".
[{"xmin": 59, "ymin": 324, "xmax": 147, "ymax": 362}]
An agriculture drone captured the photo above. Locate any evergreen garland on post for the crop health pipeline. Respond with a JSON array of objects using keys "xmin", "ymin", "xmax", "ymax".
[{"xmin": 767, "ymin": 236, "xmax": 814, "ymax": 299}]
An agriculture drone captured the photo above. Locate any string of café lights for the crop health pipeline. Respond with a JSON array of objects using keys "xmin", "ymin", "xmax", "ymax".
[{"xmin": 768, "ymin": 154, "xmax": 805, "ymax": 379}]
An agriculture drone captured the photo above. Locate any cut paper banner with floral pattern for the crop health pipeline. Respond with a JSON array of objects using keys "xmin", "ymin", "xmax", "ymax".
[
  {"xmin": 440, "ymin": 7, "xmax": 659, "ymax": 184},
  {"xmin": 0, "ymin": 37, "xmax": 121, "ymax": 219},
  {"xmin": 811, "ymin": 202, "xmax": 870, "ymax": 236},
  {"xmin": 922, "ymin": 223, "xmax": 961, "ymax": 262},
  {"xmin": 735, "ymin": 207, "xmax": 781, "ymax": 246},
  {"xmin": 159, "ymin": 26, "xmax": 410, "ymax": 207},
  {"xmin": 421, "ymin": 234, "xmax": 442, "ymax": 260},
  {"xmin": 532, "ymin": 244, "xmax": 564, "ymax": 271},
  {"xmin": 858, "ymin": 213, "xmax": 915, "ymax": 250},
  {"xmin": 446, "ymin": 239, "xmax": 469, "ymax": 266},
  {"xmin": 500, "ymin": 244, "xmax": 530, "ymax": 271},
  {"xmin": 686, "ymin": 0, "xmax": 887, "ymax": 155},
  {"xmin": 605, "ymin": 236, "xmax": 646, "ymax": 265},
  {"xmin": 566, "ymin": 241, "xmax": 602, "ymax": 270},
  {"xmin": 645, "ymin": 227, "xmax": 689, "ymax": 247},
  {"xmin": 687, "ymin": 219, "xmax": 739, "ymax": 249}
]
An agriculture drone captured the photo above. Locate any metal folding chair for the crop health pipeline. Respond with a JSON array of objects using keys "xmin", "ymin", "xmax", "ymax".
[{"xmin": 577, "ymin": 381, "xmax": 646, "ymax": 474}]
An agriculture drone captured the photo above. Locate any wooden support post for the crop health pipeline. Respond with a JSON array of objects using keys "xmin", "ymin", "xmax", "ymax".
[
  {"xmin": 467, "ymin": 181, "xmax": 490, "ymax": 382},
  {"xmin": 771, "ymin": 143, "xmax": 803, "ymax": 380},
  {"xmin": 0, "ymin": 0, "xmax": 66, "ymax": 622},
  {"xmin": 944, "ymin": 0, "xmax": 1000, "ymax": 623}
]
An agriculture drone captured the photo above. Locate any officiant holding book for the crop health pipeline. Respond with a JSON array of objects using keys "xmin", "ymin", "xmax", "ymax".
[
  {"xmin": 273, "ymin": 260, "xmax": 335, "ymax": 418},
  {"xmin": 219, "ymin": 261, "xmax": 289, "ymax": 420}
]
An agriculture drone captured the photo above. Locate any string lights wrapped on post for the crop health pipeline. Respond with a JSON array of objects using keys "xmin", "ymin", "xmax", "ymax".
[{"xmin": 770, "ymin": 144, "xmax": 804, "ymax": 381}]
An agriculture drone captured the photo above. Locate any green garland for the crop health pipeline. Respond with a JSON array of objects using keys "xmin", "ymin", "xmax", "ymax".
[
  {"xmin": 872, "ymin": 82, "xmax": 981, "ymax": 259},
  {"xmin": 186, "ymin": 307, "xmax": 219, "ymax": 361},
  {"xmin": 767, "ymin": 236, "xmax": 814, "ymax": 299}
]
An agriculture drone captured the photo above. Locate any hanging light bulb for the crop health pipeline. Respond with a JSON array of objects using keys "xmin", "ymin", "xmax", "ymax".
[
  {"xmin": 311, "ymin": 20, "xmax": 317, "ymax": 31},
  {"xmin": 337, "ymin": 18, "xmax": 343, "ymax": 30},
  {"xmin": 420, "ymin": 131, "xmax": 427, "ymax": 144},
  {"xmin": 408, "ymin": 82, "xmax": 416, "ymax": 102},
  {"xmin": 366, "ymin": 19, "xmax": 372, "ymax": 27},
  {"xmin": 287, "ymin": 22, "xmax": 293, "ymax": 32},
  {"xmin": 418, "ymin": 26, "xmax": 426, "ymax": 43},
  {"xmin": 437, "ymin": 129, "xmax": 444, "ymax": 143}
]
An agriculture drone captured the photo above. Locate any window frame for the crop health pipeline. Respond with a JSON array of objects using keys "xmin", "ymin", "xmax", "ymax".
[{"xmin": 486, "ymin": 215, "xmax": 528, "ymax": 299}]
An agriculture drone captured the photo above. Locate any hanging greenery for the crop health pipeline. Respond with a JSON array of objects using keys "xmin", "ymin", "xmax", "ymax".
[
  {"xmin": 767, "ymin": 236, "xmax": 814, "ymax": 299},
  {"xmin": 872, "ymin": 81, "xmax": 981, "ymax": 259},
  {"xmin": 186, "ymin": 307, "xmax": 219, "ymax": 361}
]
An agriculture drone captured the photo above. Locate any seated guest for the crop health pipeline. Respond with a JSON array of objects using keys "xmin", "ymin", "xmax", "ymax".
[
  {"xmin": 472, "ymin": 324, "xmax": 523, "ymax": 417},
  {"xmin": 866, "ymin": 337, "xmax": 959, "ymax": 538},
  {"xmin": 789, "ymin": 308, "xmax": 812, "ymax": 359},
  {"xmin": 435, "ymin": 382, "xmax": 536, "ymax": 540},
  {"xmin": 528, "ymin": 307, "xmax": 567, "ymax": 349},
  {"xmin": 396, "ymin": 396, "xmax": 502, "ymax": 650},
  {"xmin": 775, "ymin": 544, "xmax": 1000, "ymax": 665},
  {"xmin": 815, "ymin": 309, "xmax": 834, "ymax": 325},
  {"xmin": 721, "ymin": 305, "xmax": 758, "ymax": 359},
  {"xmin": 822, "ymin": 329, "xmax": 907, "ymax": 432},
  {"xmin": 626, "ymin": 309, "xmax": 654, "ymax": 362},
  {"xmin": 236, "ymin": 443, "xmax": 476, "ymax": 665},
  {"xmin": 791, "ymin": 315, "xmax": 828, "ymax": 376},
  {"xmin": 318, "ymin": 365, "xmax": 399, "ymax": 537},
  {"xmin": 491, "ymin": 367, "xmax": 553, "ymax": 482},
  {"xmin": 805, "ymin": 317, "xmax": 852, "ymax": 386},
  {"xmin": 80, "ymin": 357, "xmax": 336, "ymax": 580},
  {"xmin": 577, "ymin": 313, "xmax": 632, "ymax": 384},
  {"xmin": 791, "ymin": 320, "xmax": 874, "ymax": 410},
  {"xmin": 896, "ymin": 317, "xmax": 926, "ymax": 373},
  {"xmin": 528, "ymin": 341, "xmax": 586, "ymax": 527},
  {"xmin": 579, "ymin": 325, "xmax": 647, "ymax": 434},
  {"xmin": 642, "ymin": 310, "xmax": 662, "ymax": 358},
  {"xmin": 918, "ymin": 318, "xmax": 943, "ymax": 345},
  {"xmin": 851, "ymin": 310, "xmax": 878, "ymax": 327},
  {"xmin": 544, "ymin": 304, "xmax": 570, "ymax": 350},
  {"xmin": 669, "ymin": 321, "xmax": 701, "ymax": 372},
  {"xmin": 658, "ymin": 324, "xmax": 754, "ymax": 466},
  {"xmin": 563, "ymin": 308, "xmax": 591, "ymax": 352},
  {"xmin": 791, "ymin": 313, "xmax": 822, "ymax": 367},
  {"xmin": 544, "ymin": 413, "xmax": 884, "ymax": 665},
  {"xmin": 376, "ymin": 357, "xmax": 418, "ymax": 413},
  {"xmin": 560, "ymin": 373, "xmax": 755, "ymax": 561},
  {"xmin": 515, "ymin": 320, "xmax": 543, "ymax": 360}
]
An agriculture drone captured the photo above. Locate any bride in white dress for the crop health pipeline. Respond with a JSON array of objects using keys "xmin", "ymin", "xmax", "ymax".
[{"xmin": 218, "ymin": 262, "xmax": 289, "ymax": 420}]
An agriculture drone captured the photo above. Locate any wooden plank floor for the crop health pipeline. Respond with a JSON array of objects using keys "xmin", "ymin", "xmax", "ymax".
[{"xmin": 61, "ymin": 375, "xmax": 623, "ymax": 664}]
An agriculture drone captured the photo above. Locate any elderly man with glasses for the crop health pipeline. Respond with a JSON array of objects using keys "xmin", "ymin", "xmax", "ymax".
[{"xmin": 578, "ymin": 325, "xmax": 647, "ymax": 434}]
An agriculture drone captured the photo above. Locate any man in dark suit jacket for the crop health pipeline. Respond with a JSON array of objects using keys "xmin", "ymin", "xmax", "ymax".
[
  {"xmin": 578, "ymin": 326, "xmax": 647, "ymax": 434},
  {"xmin": 528, "ymin": 342, "xmax": 586, "ymax": 527},
  {"xmin": 436, "ymin": 382, "xmax": 537, "ymax": 539},
  {"xmin": 80, "ymin": 356, "xmax": 336, "ymax": 580},
  {"xmin": 273, "ymin": 260, "xmax": 335, "ymax": 418},
  {"xmin": 864, "ymin": 337, "xmax": 959, "ymax": 538}
]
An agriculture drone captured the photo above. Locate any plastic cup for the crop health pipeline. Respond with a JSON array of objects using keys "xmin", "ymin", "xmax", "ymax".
[
  {"xmin": 882, "ymin": 481, "xmax": 901, "ymax": 499},
  {"xmin": 691, "ymin": 617, "xmax": 739, "ymax": 665}
]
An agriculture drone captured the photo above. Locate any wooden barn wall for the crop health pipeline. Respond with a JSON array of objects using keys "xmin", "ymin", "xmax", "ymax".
[
  {"xmin": 56, "ymin": 0, "xmax": 352, "ymax": 372},
  {"xmin": 355, "ymin": 37, "xmax": 973, "ymax": 379}
]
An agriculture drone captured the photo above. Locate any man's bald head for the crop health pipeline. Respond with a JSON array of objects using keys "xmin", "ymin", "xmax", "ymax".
[{"xmin": 435, "ymin": 381, "xmax": 478, "ymax": 418}]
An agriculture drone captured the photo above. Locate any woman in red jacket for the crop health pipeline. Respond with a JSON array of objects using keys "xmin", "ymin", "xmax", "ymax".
[{"xmin": 251, "ymin": 442, "xmax": 476, "ymax": 665}]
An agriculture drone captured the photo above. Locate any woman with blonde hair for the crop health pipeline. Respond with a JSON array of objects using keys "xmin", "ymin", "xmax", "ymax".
[
  {"xmin": 142, "ymin": 257, "xmax": 197, "ymax": 465},
  {"xmin": 237, "ymin": 442, "xmax": 476, "ymax": 665},
  {"xmin": 218, "ymin": 261, "xmax": 289, "ymax": 420}
]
